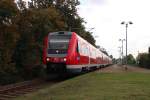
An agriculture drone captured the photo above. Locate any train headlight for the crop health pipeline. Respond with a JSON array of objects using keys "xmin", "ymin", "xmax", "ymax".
[
  {"xmin": 46, "ymin": 58, "xmax": 50, "ymax": 61},
  {"xmin": 64, "ymin": 58, "xmax": 66, "ymax": 62}
]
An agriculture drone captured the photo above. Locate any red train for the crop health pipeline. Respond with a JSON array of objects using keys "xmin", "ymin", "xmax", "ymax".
[{"xmin": 43, "ymin": 31, "xmax": 112, "ymax": 74}]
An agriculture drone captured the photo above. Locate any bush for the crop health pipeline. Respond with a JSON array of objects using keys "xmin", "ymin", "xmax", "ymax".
[
  {"xmin": 138, "ymin": 53, "xmax": 150, "ymax": 68},
  {"xmin": 31, "ymin": 65, "xmax": 46, "ymax": 78}
]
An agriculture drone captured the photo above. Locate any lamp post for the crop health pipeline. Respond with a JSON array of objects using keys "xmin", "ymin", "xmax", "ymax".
[
  {"xmin": 119, "ymin": 39, "xmax": 125, "ymax": 64},
  {"xmin": 118, "ymin": 46, "xmax": 122, "ymax": 64},
  {"xmin": 121, "ymin": 21, "xmax": 133, "ymax": 66}
]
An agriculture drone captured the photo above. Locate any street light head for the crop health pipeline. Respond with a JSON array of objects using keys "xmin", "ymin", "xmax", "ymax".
[
  {"xmin": 129, "ymin": 21, "xmax": 133, "ymax": 24},
  {"xmin": 121, "ymin": 21, "xmax": 125, "ymax": 24},
  {"xmin": 121, "ymin": 21, "xmax": 133, "ymax": 25},
  {"xmin": 119, "ymin": 38, "xmax": 125, "ymax": 41}
]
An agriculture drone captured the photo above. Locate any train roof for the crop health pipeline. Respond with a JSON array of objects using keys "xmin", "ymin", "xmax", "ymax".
[{"xmin": 48, "ymin": 31, "xmax": 72, "ymax": 35}]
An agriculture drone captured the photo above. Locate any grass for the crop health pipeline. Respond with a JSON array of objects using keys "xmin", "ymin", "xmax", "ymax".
[{"xmin": 15, "ymin": 72, "xmax": 150, "ymax": 100}]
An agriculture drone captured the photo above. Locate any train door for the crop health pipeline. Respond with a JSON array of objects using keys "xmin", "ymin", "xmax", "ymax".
[{"xmin": 88, "ymin": 46, "xmax": 90, "ymax": 65}]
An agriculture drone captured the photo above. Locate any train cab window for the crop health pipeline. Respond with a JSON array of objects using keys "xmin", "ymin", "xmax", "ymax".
[
  {"xmin": 48, "ymin": 33, "xmax": 72, "ymax": 54},
  {"xmin": 49, "ymin": 42, "xmax": 69, "ymax": 50}
]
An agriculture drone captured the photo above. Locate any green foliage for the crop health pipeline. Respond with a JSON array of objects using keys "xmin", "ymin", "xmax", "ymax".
[
  {"xmin": 127, "ymin": 54, "xmax": 136, "ymax": 65},
  {"xmin": 0, "ymin": 0, "xmax": 18, "ymax": 23},
  {"xmin": 13, "ymin": 0, "xmax": 66, "ymax": 80},
  {"xmin": 82, "ymin": 31, "xmax": 96, "ymax": 46},
  {"xmin": 55, "ymin": 0, "xmax": 80, "ymax": 30},
  {"xmin": 28, "ymin": 0, "xmax": 54, "ymax": 9},
  {"xmin": 136, "ymin": 47, "xmax": 150, "ymax": 68},
  {"xmin": 0, "ymin": 0, "xmax": 21, "ymax": 85},
  {"xmin": 54, "ymin": 0, "xmax": 95, "ymax": 44},
  {"xmin": 138, "ymin": 53, "xmax": 150, "ymax": 68},
  {"xmin": 0, "ymin": 0, "xmax": 96, "ymax": 84}
]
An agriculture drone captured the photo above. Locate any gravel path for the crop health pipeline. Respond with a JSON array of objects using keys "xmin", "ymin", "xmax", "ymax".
[{"xmin": 98, "ymin": 64, "xmax": 150, "ymax": 73}]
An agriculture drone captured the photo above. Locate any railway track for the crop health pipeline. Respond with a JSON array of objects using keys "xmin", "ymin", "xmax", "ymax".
[
  {"xmin": 0, "ymin": 79, "xmax": 54, "ymax": 100},
  {"xmin": 0, "ymin": 66, "xmax": 112, "ymax": 100},
  {"xmin": 0, "ymin": 73, "xmax": 76, "ymax": 100}
]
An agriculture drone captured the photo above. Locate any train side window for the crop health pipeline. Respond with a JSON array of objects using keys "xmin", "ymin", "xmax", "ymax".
[{"xmin": 76, "ymin": 42, "xmax": 79, "ymax": 53}]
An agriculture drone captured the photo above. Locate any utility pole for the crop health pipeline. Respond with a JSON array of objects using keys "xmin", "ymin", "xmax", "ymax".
[
  {"xmin": 118, "ymin": 46, "xmax": 122, "ymax": 64},
  {"xmin": 121, "ymin": 21, "xmax": 133, "ymax": 66},
  {"xmin": 119, "ymin": 39, "xmax": 125, "ymax": 64}
]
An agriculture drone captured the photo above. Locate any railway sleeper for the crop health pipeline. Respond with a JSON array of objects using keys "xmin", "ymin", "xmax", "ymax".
[{"xmin": 0, "ymin": 94, "xmax": 17, "ymax": 98}]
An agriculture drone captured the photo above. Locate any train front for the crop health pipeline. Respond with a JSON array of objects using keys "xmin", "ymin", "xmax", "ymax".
[{"xmin": 45, "ymin": 32, "xmax": 72, "ymax": 74}]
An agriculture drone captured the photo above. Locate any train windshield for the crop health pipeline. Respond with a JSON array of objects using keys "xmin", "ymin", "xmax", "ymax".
[
  {"xmin": 48, "ymin": 33, "xmax": 72, "ymax": 54},
  {"xmin": 49, "ymin": 40, "xmax": 69, "ymax": 50}
]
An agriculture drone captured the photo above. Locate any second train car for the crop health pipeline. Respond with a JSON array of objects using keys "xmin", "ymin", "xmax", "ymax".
[{"xmin": 43, "ymin": 31, "xmax": 112, "ymax": 74}]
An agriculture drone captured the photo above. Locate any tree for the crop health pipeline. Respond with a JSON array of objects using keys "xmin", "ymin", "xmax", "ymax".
[
  {"xmin": 0, "ymin": 0, "xmax": 97, "ymax": 84},
  {"xmin": 28, "ymin": 0, "xmax": 96, "ymax": 46},
  {"xmin": 110, "ymin": 55, "xmax": 113, "ymax": 59},
  {"xmin": 54, "ymin": 0, "xmax": 96, "ymax": 45},
  {"xmin": 137, "ymin": 47, "xmax": 150, "ymax": 68},
  {"xmin": 55, "ymin": 0, "xmax": 80, "ymax": 30},
  {"xmin": 0, "ymin": 0, "xmax": 20, "ymax": 84},
  {"xmin": 28, "ymin": 0, "xmax": 54, "ymax": 9},
  {"xmin": 127, "ymin": 54, "xmax": 136, "ymax": 65},
  {"xmin": 82, "ymin": 31, "xmax": 96, "ymax": 46},
  {"xmin": 138, "ymin": 53, "xmax": 150, "ymax": 68},
  {"xmin": 12, "ymin": 0, "xmax": 66, "ymax": 79}
]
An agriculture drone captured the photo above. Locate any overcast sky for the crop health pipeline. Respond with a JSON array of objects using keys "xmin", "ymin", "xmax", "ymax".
[{"xmin": 78, "ymin": 0, "xmax": 150, "ymax": 58}]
